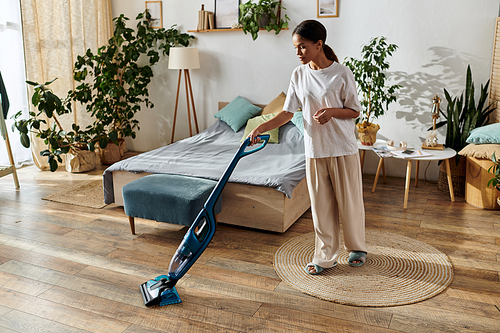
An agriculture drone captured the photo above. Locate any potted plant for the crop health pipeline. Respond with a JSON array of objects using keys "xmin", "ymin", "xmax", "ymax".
[
  {"xmin": 13, "ymin": 78, "xmax": 99, "ymax": 172},
  {"xmin": 344, "ymin": 36, "xmax": 402, "ymax": 145},
  {"xmin": 239, "ymin": 0, "xmax": 289, "ymax": 41},
  {"xmin": 434, "ymin": 65, "xmax": 495, "ymax": 196},
  {"xmin": 14, "ymin": 11, "xmax": 194, "ymax": 172},
  {"xmin": 487, "ymin": 152, "xmax": 500, "ymax": 207}
]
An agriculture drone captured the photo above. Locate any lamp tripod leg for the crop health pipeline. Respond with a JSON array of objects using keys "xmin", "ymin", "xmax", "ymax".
[
  {"xmin": 184, "ymin": 69, "xmax": 193, "ymax": 137},
  {"xmin": 185, "ymin": 70, "xmax": 199, "ymax": 134},
  {"xmin": 171, "ymin": 70, "xmax": 183, "ymax": 143}
]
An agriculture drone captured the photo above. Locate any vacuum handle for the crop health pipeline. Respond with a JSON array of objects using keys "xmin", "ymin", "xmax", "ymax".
[{"xmin": 241, "ymin": 134, "xmax": 270, "ymax": 157}]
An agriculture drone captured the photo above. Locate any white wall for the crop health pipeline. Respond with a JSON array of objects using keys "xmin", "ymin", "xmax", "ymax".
[{"xmin": 111, "ymin": 0, "xmax": 499, "ymax": 180}]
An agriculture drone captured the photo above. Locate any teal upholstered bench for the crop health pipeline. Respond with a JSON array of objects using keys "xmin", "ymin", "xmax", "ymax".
[{"xmin": 122, "ymin": 174, "xmax": 222, "ymax": 234}]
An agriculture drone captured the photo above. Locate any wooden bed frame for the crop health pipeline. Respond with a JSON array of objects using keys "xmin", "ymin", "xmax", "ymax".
[{"xmin": 111, "ymin": 102, "xmax": 310, "ymax": 233}]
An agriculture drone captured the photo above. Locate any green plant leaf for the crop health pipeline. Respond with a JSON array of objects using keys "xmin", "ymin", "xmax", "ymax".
[{"xmin": 20, "ymin": 133, "xmax": 30, "ymax": 148}]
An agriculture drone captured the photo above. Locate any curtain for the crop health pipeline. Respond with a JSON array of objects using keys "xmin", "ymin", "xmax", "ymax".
[
  {"xmin": 0, "ymin": 0, "xmax": 32, "ymax": 167},
  {"xmin": 20, "ymin": 0, "xmax": 113, "ymax": 170}
]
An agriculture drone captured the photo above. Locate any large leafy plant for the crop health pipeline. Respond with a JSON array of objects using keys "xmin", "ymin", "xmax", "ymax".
[
  {"xmin": 435, "ymin": 65, "xmax": 495, "ymax": 158},
  {"xmin": 239, "ymin": 0, "xmax": 289, "ymax": 41},
  {"xmin": 14, "ymin": 11, "xmax": 194, "ymax": 171},
  {"xmin": 344, "ymin": 36, "xmax": 402, "ymax": 126}
]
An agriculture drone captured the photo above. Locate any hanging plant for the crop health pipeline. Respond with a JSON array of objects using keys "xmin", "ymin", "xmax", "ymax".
[{"xmin": 239, "ymin": 0, "xmax": 289, "ymax": 41}]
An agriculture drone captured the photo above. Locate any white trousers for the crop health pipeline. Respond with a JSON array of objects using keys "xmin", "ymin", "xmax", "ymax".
[{"xmin": 306, "ymin": 153, "xmax": 367, "ymax": 268}]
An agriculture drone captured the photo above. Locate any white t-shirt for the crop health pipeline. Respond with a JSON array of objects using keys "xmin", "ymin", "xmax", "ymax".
[{"xmin": 283, "ymin": 62, "xmax": 362, "ymax": 158}]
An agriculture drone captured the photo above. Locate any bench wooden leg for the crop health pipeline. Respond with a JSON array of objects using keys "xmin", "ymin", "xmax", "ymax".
[{"xmin": 128, "ymin": 216, "xmax": 136, "ymax": 234}]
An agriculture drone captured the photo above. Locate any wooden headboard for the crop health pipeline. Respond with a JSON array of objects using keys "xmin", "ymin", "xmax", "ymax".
[
  {"xmin": 489, "ymin": 17, "xmax": 500, "ymax": 123},
  {"xmin": 218, "ymin": 101, "xmax": 267, "ymax": 111}
]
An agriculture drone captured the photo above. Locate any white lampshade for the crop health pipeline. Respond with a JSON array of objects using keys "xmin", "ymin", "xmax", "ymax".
[{"xmin": 168, "ymin": 47, "xmax": 200, "ymax": 69}]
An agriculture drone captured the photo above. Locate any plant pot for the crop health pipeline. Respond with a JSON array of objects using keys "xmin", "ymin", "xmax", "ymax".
[
  {"xmin": 98, "ymin": 140, "xmax": 125, "ymax": 165},
  {"xmin": 258, "ymin": 14, "xmax": 270, "ymax": 27},
  {"xmin": 438, "ymin": 156, "xmax": 466, "ymax": 197},
  {"xmin": 356, "ymin": 122, "xmax": 380, "ymax": 146},
  {"xmin": 65, "ymin": 149, "xmax": 99, "ymax": 173}
]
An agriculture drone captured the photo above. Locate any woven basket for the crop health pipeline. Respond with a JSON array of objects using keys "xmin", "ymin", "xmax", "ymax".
[
  {"xmin": 465, "ymin": 156, "xmax": 500, "ymax": 209},
  {"xmin": 438, "ymin": 156, "xmax": 466, "ymax": 197}
]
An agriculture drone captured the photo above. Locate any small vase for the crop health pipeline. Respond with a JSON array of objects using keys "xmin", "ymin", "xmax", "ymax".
[{"xmin": 356, "ymin": 122, "xmax": 380, "ymax": 146}]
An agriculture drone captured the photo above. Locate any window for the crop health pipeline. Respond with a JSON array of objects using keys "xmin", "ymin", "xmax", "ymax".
[{"xmin": 0, "ymin": 0, "xmax": 32, "ymax": 166}]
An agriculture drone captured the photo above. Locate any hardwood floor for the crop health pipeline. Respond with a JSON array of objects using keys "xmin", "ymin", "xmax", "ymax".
[{"xmin": 0, "ymin": 165, "xmax": 499, "ymax": 332}]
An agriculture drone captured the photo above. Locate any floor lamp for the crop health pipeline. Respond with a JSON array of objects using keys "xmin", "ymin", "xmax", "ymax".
[{"xmin": 168, "ymin": 47, "xmax": 200, "ymax": 143}]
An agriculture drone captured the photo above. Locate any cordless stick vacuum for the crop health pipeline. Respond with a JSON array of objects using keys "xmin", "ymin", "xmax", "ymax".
[{"xmin": 140, "ymin": 135, "xmax": 270, "ymax": 306}]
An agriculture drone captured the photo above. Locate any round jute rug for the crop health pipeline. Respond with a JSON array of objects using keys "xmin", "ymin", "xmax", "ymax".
[{"xmin": 274, "ymin": 230, "xmax": 453, "ymax": 307}]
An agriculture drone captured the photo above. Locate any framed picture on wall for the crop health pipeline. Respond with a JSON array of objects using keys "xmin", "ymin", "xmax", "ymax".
[
  {"xmin": 145, "ymin": 1, "xmax": 163, "ymax": 29},
  {"xmin": 317, "ymin": 0, "xmax": 338, "ymax": 18},
  {"xmin": 215, "ymin": 0, "xmax": 239, "ymax": 29}
]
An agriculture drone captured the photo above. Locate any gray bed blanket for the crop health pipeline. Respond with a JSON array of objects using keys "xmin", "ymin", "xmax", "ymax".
[{"xmin": 103, "ymin": 120, "xmax": 306, "ymax": 204}]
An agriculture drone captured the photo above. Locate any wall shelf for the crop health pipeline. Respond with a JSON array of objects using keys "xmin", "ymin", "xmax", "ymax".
[{"xmin": 188, "ymin": 28, "xmax": 289, "ymax": 33}]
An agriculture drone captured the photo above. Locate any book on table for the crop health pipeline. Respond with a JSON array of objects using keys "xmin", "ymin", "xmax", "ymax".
[
  {"xmin": 372, "ymin": 146, "xmax": 395, "ymax": 158},
  {"xmin": 391, "ymin": 149, "xmax": 432, "ymax": 159}
]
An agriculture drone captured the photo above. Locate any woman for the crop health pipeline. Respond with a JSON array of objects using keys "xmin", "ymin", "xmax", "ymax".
[{"xmin": 249, "ymin": 20, "xmax": 367, "ymax": 274}]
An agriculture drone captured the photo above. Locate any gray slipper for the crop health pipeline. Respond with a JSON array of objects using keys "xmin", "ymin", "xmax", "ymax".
[
  {"xmin": 348, "ymin": 251, "xmax": 367, "ymax": 267},
  {"xmin": 304, "ymin": 261, "xmax": 337, "ymax": 275}
]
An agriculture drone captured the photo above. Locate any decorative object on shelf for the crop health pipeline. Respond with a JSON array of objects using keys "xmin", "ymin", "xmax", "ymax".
[
  {"xmin": 169, "ymin": 47, "xmax": 201, "ymax": 143},
  {"xmin": 239, "ymin": 0, "xmax": 289, "ymax": 40},
  {"xmin": 344, "ymin": 36, "xmax": 402, "ymax": 146},
  {"xmin": 423, "ymin": 95, "xmax": 444, "ymax": 150},
  {"xmin": 215, "ymin": 0, "xmax": 240, "ymax": 29},
  {"xmin": 197, "ymin": 4, "xmax": 215, "ymax": 30},
  {"xmin": 434, "ymin": 65, "xmax": 496, "ymax": 196},
  {"xmin": 145, "ymin": 1, "xmax": 163, "ymax": 29},
  {"xmin": 13, "ymin": 11, "xmax": 195, "ymax": 171},
  {"xmin": 317, "ymin": 0, "xmax": 338, "ymax": 18}
]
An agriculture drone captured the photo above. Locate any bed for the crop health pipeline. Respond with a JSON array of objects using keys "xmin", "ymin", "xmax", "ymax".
[{"xmin": 103, "ymin": 101, "xmax": 310, "ymax": 233}]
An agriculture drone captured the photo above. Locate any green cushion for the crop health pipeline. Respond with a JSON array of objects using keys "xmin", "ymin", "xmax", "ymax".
[
  {"xmin": 291, "ymin": 111, "xmax": 304, "ymax": 135},
  {"xmin": 241, "ymin": 113, "xmax": 279, "ymax": 143},
  {"xmin": 123, "ymin": 174, "xmax": 222, "ymax": 226},
  {"xmin": 214, "ymin": 96, "xmax": 262, "ymax": 132},
  {"xmin": 466, "ymin": 123, "xmax": 500, "ymax": 144}
]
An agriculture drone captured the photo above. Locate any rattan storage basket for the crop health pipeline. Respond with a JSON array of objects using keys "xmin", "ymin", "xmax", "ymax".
[{"xmin": 465, "ymin": 156, "xmax": 500, "ymax": 210}]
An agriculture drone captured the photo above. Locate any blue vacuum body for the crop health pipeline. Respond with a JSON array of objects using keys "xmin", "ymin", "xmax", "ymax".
[{"xmin": 140, "ymin": 135, "xmax": 270, "ymax": 307}]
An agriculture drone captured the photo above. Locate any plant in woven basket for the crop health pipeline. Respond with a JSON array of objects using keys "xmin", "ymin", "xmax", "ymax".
[
  {"xmin": 13, "ymin": 11, "xmax": 194, "ymax": 171},
  {"xmin": 434, "ymin": 65, "xmax": 496, "ymax": 163},
  {"xmin": 487, "ymin": 152, "xmax": 500, "ymax": 192},
  {"xmin": 344, "ymin": 36, "xmax": 402, "ymax": 145}
]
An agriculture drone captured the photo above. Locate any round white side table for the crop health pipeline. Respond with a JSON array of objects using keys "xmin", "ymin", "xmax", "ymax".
[{"xmin": 372, "ymin": 147, "xmax": 456, "ymax": 209}]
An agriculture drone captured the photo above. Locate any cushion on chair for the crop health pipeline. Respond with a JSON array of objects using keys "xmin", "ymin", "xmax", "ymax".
[{"xmin": 122, "ymin": 174, "xmax": 222, "ymax": 226}]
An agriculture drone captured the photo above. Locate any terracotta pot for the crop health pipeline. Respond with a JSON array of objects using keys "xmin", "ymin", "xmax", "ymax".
[
  {"xmin": 98, "ymin": 139, "xmax": 125, "ymax": 165},
  {"xmin": 356, "ymin": 122, "xmax": 380, "ymax": 146},
  {"xmin": 65, "ymin": 149, "xmax": 98, "ymax": 173}
]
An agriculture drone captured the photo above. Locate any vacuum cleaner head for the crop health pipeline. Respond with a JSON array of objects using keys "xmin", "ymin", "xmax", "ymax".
[{"xmin": 140, "ymin": 275, "xmax": 181, "ymax": 306}]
